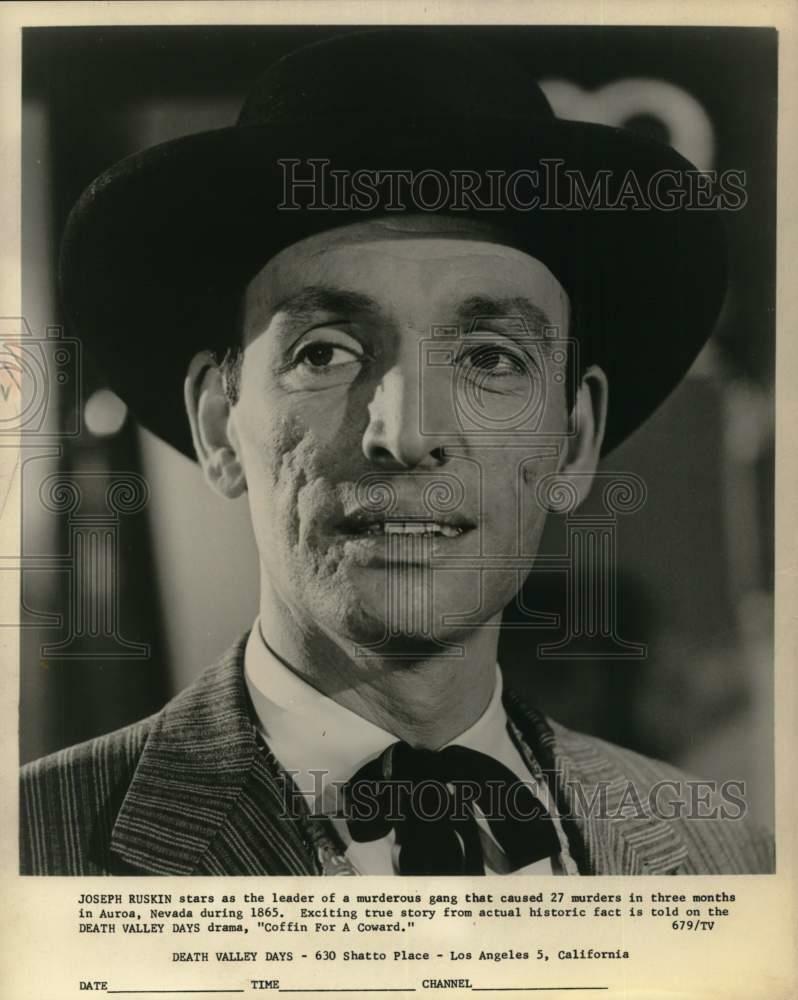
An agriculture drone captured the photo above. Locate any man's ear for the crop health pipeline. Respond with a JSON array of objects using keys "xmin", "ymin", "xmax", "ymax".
[
  {"xmin": 556, "ymin": 364, "xmax": 609, "ymax": 507},
  {"xmin": 184, "ymin": 351, "xmax": 246, "ymax": 499}
]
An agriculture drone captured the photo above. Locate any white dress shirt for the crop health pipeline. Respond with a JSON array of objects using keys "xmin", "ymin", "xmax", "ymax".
[{"xmin": 244, "ymin": 622, "xmax": 577, "ymax": 875}]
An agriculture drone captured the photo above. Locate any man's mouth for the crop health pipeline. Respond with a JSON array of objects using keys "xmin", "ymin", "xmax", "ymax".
[
  {"xmin": 336, "ymin": 513, "xmax": 474, "ymax": 539},
  {"xmin": 363, "ymin": 520, "xmax": 463, "ymax": 538}
]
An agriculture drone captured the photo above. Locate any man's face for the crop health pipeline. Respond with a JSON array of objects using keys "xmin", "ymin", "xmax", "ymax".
[{"xmin": 229, "ymin": 217, "xmax": 573, "ymax": 652}]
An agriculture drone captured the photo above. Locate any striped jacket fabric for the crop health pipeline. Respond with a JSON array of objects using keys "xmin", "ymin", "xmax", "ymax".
[{"xmin": 20, "ymin": 635, "xmax": 774, "ymax": 876}]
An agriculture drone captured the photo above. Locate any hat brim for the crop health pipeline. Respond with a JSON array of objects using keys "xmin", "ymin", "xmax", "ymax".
[{"xmin": 60, "ymin": 115, "xmax": 726, "ymax": 458}]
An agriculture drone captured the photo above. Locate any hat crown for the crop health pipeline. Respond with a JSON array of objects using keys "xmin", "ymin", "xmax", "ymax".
[{"xmin": 237, "ymin": 30, "xmax": 554, "ymax": 127}]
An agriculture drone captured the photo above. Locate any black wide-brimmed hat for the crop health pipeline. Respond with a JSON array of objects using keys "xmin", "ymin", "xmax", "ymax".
[{"xmin": 60, "ymin": 29, "xmax": 727, "ymax": 458}]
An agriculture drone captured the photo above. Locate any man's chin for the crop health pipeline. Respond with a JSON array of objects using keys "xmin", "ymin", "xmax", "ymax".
[{"xmin": 314, "ymin": 571, "xmax": 500, "ymax": 657}]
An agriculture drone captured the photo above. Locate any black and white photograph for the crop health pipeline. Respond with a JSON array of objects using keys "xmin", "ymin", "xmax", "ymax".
[
  {"xmin": 5, "ymin": 4, "xmax": 797, "ymax": 997},
  {"xmin": 14, "ymin": 22, "xmax": 779, "ymax": 884}
]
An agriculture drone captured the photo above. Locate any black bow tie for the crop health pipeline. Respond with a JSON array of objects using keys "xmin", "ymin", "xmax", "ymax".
[{"xmin": 343, "ymin": 741, "xmax": 561, "ymax": 875}]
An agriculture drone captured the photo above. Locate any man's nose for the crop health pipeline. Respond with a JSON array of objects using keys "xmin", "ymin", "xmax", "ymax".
[{"xmin": 362, "ymin": 361, "xmax": 450, "ymax": 469}]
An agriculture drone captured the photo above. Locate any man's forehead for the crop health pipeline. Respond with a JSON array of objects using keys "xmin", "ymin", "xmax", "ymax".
[
  {"xmin": 280, "ymin": 214, "xmax": 520, "ymax": 248},
  {"xmin": 264, "ymin": 215, "xmax": 557, "ymax": 273},
  {"xmin": 244, "ymin": 216, "xmax": 569, "ymax": 333}
]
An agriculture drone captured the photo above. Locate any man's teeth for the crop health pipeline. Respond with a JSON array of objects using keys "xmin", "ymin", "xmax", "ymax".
[{"xmin": 363, "ymin": 521, "xmax": 463, "ymax": 537}]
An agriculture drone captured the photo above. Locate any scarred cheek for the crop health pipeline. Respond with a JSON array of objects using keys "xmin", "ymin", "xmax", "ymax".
[{"xmin": 266, "ymin": 419, "xmax": 342, "ymax": 551}]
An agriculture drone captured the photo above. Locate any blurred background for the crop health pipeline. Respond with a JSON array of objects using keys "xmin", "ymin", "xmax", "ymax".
[{"xmin": 19, "ymin": 26, "xmax": 776, "ymax": 826}]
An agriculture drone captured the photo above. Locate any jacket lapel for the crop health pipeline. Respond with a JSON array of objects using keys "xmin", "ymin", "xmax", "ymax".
[
  {"xmin": 110, "ymin": 635, "xmax": 318, "ymax": 875},
  {"xmin": 504, "ymin": 690, "xmax": 689, "ymax": 876}
]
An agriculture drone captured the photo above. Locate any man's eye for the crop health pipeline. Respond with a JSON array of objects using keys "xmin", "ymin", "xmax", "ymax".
[
  {"xmin": 458, "ymin": 343, "xmax": 528, "ymax": 377},
  {"xmin": 293, "ymin": 342, "xmax": 361, "ymax": 369},
  {"xmin": 291, "ymin": 332, "xmax": 363, "ymax": 371}
]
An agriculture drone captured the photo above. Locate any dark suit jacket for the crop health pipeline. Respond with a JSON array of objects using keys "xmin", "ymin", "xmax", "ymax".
[{"xmin": 20, "ymin": 636, "xmax": 774, "ymax": 876}]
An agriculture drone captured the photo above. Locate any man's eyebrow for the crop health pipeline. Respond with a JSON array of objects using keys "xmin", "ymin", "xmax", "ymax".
[
  {"xmin": 272, "ymin": 285, "xmax": 381, "ymax": 320},
  {"xmin": 455, "ymin": 295, "xmax": 553, "ymax": 333}
]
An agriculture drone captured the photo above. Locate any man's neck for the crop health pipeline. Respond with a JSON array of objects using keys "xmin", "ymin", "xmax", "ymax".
[{"xmin": 257, "ymin": 583, "xmax": 501, "ymax": 750}]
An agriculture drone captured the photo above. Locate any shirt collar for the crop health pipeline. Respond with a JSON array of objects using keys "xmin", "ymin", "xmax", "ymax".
[{"xmin": 243, "ymin": 619, "xmax": 516, "ymax": 799}]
